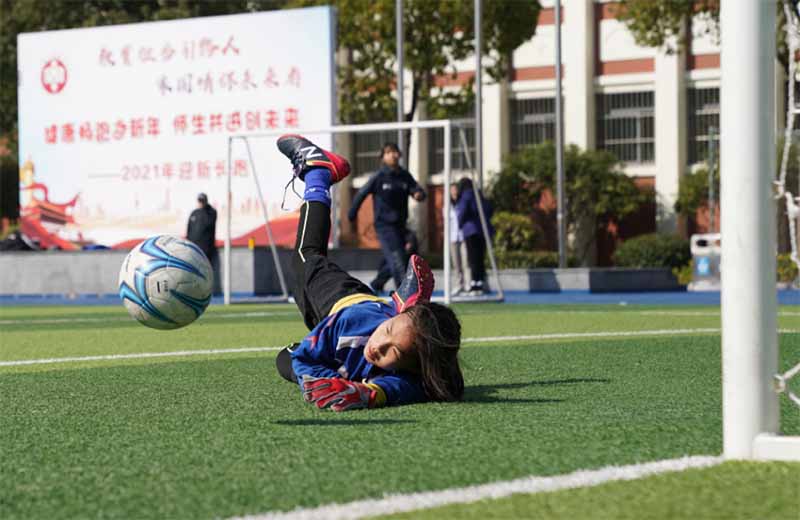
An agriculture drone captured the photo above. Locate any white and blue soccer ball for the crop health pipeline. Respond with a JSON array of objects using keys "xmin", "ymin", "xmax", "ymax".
[{"xmin": 118, "ymin": 235, "xmax": 213, "ymax": 330}]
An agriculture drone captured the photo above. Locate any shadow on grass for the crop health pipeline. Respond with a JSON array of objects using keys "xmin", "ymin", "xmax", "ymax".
[
  {"xmin": 464, "ymin": 378, "xmax": 611, "ymax": 404},
  {"xmin": 274, "ymin": 419, "xmax": 417, "ymax": 426}
]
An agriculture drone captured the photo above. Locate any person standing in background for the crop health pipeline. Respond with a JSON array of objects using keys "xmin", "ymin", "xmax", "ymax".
[
  {"xmin": 187, "ymin": 193, "xmax": 221, "ymax": 295},
  {"xmin": 455, "ymin": 178, "xmax": 493, "ymax": 296},
  {"xmin": 449, "ymin": 183, "xmax": 469, "ymax": 296},
  {"xmin": 348, "ymin": 142, "xmax": 426, "ymax": 293}
]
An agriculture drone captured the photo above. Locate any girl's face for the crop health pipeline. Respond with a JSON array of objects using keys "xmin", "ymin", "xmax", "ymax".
[{"xmin": 364, "ymin": 313, "xmax": 417, "ymax": 371}]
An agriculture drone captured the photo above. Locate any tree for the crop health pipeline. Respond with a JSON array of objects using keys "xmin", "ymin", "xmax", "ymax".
[
  {"xmin": 0, "ymin": 0, "xmax": 288, "ymax": 163},
  {"xmin": 613, "ymin": 1, "xmax": 719, "ymax": 53},
  {"xmin": 488, "ymin": 142, "xmax": 645, "ymax": 266},
  {"xmin": 615, "ymin": 0, "xmax": 794, "ymax": 67},
  {"xmin": 288, "ymin": 0, "xmax": 540, "ymax": 126}
]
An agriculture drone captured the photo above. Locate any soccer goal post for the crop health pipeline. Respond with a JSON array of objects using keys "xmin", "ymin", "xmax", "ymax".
[
  {"xmin": 224, "ymin": 119, "xmax": 504, "ymax": 306},
  {"xmin": 720, "ymin": 0, "xmax": 800, "ymax": 461}
]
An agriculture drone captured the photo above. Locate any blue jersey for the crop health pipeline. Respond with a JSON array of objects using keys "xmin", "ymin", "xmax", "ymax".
[{"xmin": 290, "ymin": 299, "xmax": 427, "ymax": 406}]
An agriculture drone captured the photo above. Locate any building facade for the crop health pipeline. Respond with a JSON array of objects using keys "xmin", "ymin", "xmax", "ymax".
[{"xmin": 338, "ymin": 1, "xmax": 783, "ymax": 255}]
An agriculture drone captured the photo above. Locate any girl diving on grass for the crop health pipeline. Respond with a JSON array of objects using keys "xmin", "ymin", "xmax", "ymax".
[{"xmin": 274, "ymin": 134, "xmax": 464, "ymax": 411}]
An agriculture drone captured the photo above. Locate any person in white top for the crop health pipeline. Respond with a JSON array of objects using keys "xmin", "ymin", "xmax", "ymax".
[{"xmin": 449, "ymin": 183, "xmax": 470, "ymax": 296}]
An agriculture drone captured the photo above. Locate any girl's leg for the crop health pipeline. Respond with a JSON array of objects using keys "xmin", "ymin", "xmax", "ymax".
[
  {"xmin": 275, "ymin": 343, "xmax": 299, "ymax": 383},
  {"xmin": 290, "ymin": 167, "xmax": 332, "ymax": 327},
  {"xmin": 292, "ymin": 170, "xmax": 374, "ymax": 329}
]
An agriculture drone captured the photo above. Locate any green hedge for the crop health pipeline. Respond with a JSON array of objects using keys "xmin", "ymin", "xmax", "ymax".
[
  {"xmin": 672, "ymin": 262, "xmax": 693, "ymax": 286},
  {"xmin": 778, "ymin": 254, "xmax": 799, "ymax": 284},
  {"xmin": 612, "ymin": 233, "xmax": 691, "ymax": 269},
  {"xmin": 673, "ymin": 254, "xmax": 798, "ymax": 286},
  {"xmin": 491, "ymin": 211, "xmax": 538, "ymax": 253},
  {"xmin": 494, "ymin": 250, "xmax": 578, "ymax": 269},
  {"xmin": 489, "ymin": 211, "xmax": 577, "ymax": 268}
]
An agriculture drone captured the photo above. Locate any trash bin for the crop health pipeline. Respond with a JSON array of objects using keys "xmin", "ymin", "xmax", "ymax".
[{"xmin": 690, "ymin": 233, "xmax": 721, "ymax": 291}]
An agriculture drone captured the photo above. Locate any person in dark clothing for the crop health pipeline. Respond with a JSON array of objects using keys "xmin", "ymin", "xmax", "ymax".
[
  {"xmin": 370, "ymin": 228, "xmax": 420, "ymax": 294},
  {"xmin": 348, "ymin": 143, "xmax": 426, "ymax": 291},
  {"xmin": 187, "ymin": 193, "xmax": 221, "ymax": 295},
  {"xmin": 454, "ymin": 178, "xmax": 494, "ymax": 295}
]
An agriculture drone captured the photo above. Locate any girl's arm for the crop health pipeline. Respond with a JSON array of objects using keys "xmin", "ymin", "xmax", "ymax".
[
  {"xmin": 301, "ymin": 373, "xmax": 426, "ymax": 411},
  {"xmin": 289, "ymin": 322, "xmax": 342, "ymax": 385},
  {"xmin": 290, "ymin": 350, "xmax": 340, "ymax": 384},
  {"xmin": 370, "ymin": 373, "xmax": 427, "ymax": 406}
]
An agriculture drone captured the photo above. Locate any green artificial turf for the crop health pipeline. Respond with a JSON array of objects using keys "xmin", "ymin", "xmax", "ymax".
[
  {"xmin": 0, "ymin": 303, "xmax": 797, "ymax": 519},
  {"xmin": 381, "ymin": 461, "xmax": 800, "ymax": 520}
]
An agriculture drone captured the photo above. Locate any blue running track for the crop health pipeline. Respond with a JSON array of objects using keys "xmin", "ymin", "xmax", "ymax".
[{"xmin": 1, "ymin": 290, "xmax": 798, "ymax": 306}]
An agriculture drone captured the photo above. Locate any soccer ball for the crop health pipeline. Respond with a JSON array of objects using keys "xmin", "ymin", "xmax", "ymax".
[{"xmin": 118, "ymin": 235, "xmax": 213, "ymax": 330}]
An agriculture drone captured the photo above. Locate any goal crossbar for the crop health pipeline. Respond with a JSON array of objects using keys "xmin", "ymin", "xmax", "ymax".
[{"xmin": 224, "ymin": 119, "xmax": 504, "ymax": 306}]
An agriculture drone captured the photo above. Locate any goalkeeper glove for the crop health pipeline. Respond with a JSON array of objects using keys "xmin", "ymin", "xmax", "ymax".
[{"xmin": 301, "ymin": 375, "xmax": 386, "ymax": 411}]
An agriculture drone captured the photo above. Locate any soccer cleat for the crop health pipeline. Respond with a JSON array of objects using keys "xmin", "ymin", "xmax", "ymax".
[
  {"xmin": 276, "ymin": 134, "xmax": 351, "ymax": 184},
  {"xmin": 391, "ymin": 254, "xmax": 434, "ymax": 313},
  {"xmin": 468, "ymin": 281, "xmax": 486, "ymax": 296}
]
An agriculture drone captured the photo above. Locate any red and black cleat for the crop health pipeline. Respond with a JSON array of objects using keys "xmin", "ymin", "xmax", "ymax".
[
  {"xmin": 392, "ymin": 254, "xmax": 434, "ymax": 313},
  {"xmin": 276, "ymin": 134, "xmax": 351, "ymax": 184}
]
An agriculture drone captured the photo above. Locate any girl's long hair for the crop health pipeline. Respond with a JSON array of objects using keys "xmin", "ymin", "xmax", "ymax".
[{"xmin": 404, "ymin": 302, "xmax": 463, "ymax": 401}]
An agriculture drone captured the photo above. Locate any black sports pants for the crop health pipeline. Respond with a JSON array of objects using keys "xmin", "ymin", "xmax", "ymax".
[{"xmin": 464, "ymin": 233, "xmax": 487, "ymax": 285}]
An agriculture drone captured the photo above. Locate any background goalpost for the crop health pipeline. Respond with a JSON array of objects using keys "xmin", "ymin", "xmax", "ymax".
[
  {"xmin": 720, "ymin": 0, "xmax": 800, "ymax": 461},
  {"xmin": 224, "ymin": 119, "xmax": 504, "ymax": 306}
]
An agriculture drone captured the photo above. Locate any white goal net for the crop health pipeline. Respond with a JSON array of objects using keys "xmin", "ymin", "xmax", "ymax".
[{"xmin": 776, "ymin": 0, "xmax": 800, "ymax": 413}]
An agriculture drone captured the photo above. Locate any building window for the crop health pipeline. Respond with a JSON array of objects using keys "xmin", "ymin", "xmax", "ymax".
[
  {"xmin": 596, "ymin": 91, "xmax": 655, "ymax": 163},
  {"xmin": 352, "ymin": 130, "xmax": 399, "ymax": 176},
  {"xmin": 687, "ymin": 87, "xmax": 720, "ymax": 164},
  {"xmin": 510, "ymin": 97, "xmax": 556, "ymax": 152},
  {"xmin": 429, "ymin": 117, "xmax": 476, "ymax": 174}
]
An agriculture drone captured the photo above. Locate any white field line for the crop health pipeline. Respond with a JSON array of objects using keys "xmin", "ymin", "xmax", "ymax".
[
  {"xmin": 3, "ymin": 328, "xmax": 797, "ymax": 368},
  {"xmin": 461, "ymin": 328, "xmax": 721, "ymax": 343},
  {"xmin": 231, "ymin": 455, "xmax": 724, "ymax": 520},
  {"xmin": 638, "ymin": 311, "xmax": 721, "ymax": 316},
  {"xmin": 462, "ymin": 309, "xmax": 800, "ymax": 317},
  {"xmin": 638, "ymin": 310, "xmax": 800, "ymax": 317},
  {"xmin": 0, "ymin": 311, "xmax": 295, "ymax": 325},
  {"xmin": 0, "ymin": 347, "xmax": 284, "ymax": 367}
]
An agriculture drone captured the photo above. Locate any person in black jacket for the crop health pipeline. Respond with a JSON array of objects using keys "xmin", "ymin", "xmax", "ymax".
[
  {"xmin": 348, "ymin": 143, "xmax": 426, "ymax": 292},
  {"xmin": 187, "ymin": 193, "xmax": 221, "ymax": 295}
]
